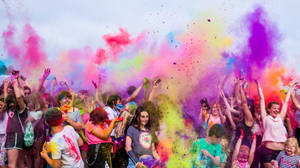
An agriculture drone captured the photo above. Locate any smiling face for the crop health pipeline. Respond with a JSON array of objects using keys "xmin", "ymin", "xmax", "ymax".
[
  {"xmin": 267, "ymin": 103, "xmax": 280, "ymax": 118},
  {"xmin": 285, "ymin": 143, "xmax": 296, "ymax": 156},
  {"xmin": 238, "ymin": 145, "xmax": 249, "ymax": 162},
  {"xmin": 140, "ymin": 111, "xmax": 149, "ymax": 128},
  {"xmin": 60, "ymin": 96, "xmax": 71, "ymax": 106},
  {"xmin": 211, "ymin": 103, "xmax": 219, "ymax": 116}
]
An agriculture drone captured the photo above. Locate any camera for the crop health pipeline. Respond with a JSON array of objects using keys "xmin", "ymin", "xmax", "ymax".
[{"xmin": 200, "ymin": 98, "xmax": 210, "ymax": 110}]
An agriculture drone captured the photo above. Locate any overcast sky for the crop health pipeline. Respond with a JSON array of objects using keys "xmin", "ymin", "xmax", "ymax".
[{"xmin": 0, "ymin": 0, "xmax": 299, "ymax": 70}]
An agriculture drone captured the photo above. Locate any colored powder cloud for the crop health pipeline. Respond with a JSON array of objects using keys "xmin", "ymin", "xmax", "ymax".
[{"xmin": 224, "ymin": 6, "xmax": 281, "ymax": 80}]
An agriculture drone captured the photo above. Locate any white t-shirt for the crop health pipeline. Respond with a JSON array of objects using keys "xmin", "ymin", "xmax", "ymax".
[
  {"xmin": 262, "ymin": 115, "xmax": 287, "ymax": 143},
  {"xmin": 49, "ymin": 126, "xmax": 84, "ymax": 168},
  {"xmin": 104, "ymin": 106, "xmax": 118, "ymax": 137}
]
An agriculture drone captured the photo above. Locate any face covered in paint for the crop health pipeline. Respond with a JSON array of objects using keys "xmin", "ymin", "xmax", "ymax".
[
  {"xmin": 115, "ymin": 99, "xmax": 123, "ymax": 110},
  {"xmin": 267, "ymin": 104, "xmax": 280, "ymax": 118},
  {"xmin": 140, "ymin": 111, "xmax": 149, "ymax": 128},
  {"xmin": 238, "ymin": 145, "xmax": 249, "ymax": 162},
  {"xmin": 60, "ymin": 96, "xmax": 71, "ymax": 106}
]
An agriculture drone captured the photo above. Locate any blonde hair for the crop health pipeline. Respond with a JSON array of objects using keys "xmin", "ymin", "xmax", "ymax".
[
  {"xmin": 285, "ymin": 137, "xmax": 300, "ymax": 155},
  {"xmin": 220, "ymin": 138, "xmax": 230, "ymax": 155}
]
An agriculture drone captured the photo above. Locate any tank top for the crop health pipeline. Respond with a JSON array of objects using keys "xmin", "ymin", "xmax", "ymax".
[
  {"xmin": 206, "ymin": 114, "xmax": 222, "ymax": 128},
  {"xmin": 262, "ymin": 115, "xmax": 287, "ymax": 143}
]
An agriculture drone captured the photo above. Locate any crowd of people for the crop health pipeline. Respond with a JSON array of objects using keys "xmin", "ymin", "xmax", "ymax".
[{"xmin": 1, "ymin": 67, "xmax": 300, "ymax": 168}]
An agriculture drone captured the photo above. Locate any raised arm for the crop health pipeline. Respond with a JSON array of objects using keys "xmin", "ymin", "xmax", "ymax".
[
  {"xmin": 280, "ymin": 83, "xmax": 295, "ymax": 119},
  {"xmin": 125, "ymin": 82, "xmax": 144, "ymax": 104},
  {"xmin": 232, "ymin": 129, "xmax": 244, "ymax": 164},
  {"xmin": 218, "ymin": 86, "xmax": 240, "ymax": 114},
  {"xmin": 38, "ymin": 68, "xmax": 51, "ymax": 92},
  {"xmin": 256, "ymin": 81, "xmax": 267, "ymax": 120},
  {"xmin": 12, "ymin": 79, "xmax": 26, "ymax": 112},
  {"xmin": 285, "ymin": 117, "xmax": 293, "ymax": 137},
  {"xmin": 234, "ymin": 79, "xmax": 242, "ymax": 105},
  {"xmin": 92, "ymin": 79, "xmax": 105, "ymax": 107},
  {"xmin": 291, "ymin": 88, "xmax": 300, "ymax": 110},
  {"xmin": 3, "ymin": 79, "xmax": 9, "ymax": 99},
  {"xmin": 218, "ymin": 106, "xmax": 226, "ymax": 125},
  {"xmin": 219, "ymin": 89, "xmax": 236, "ymax": 129},
  {"xmin": 50, "ymin": 77, "xmax": 57, "ymax": 97},
  {"xmin": 248, "ymin": 133, "xmax": 257, "ymax": 166},
  {"xmin": 148, "ymin": 79, "xmax": 161, "ymax": 102},
  {"xmin": 240, "ymin": 85, "xmax": 254, "ymax": 126}
]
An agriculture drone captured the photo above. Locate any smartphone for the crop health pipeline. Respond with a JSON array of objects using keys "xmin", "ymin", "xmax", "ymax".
[
  {"xmin": 155, "ymin": 78, "xmax": 161, "ymax": 85},
  {"xmin": 12, "ymin": 70, "xmax": 19, "ymax": 76}
]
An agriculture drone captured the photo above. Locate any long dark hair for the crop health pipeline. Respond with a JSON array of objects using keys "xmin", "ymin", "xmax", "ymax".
[
  {"xmin": 132, "ymin": 105, "xmax": 151, "ymax": 130},
  {"xmin": 5, "ymin": 93, "xmax": 20, "ymax": 111},
  {"xmin": 106, "ymin": 94, "xmax": 121, "ymax": 108}
]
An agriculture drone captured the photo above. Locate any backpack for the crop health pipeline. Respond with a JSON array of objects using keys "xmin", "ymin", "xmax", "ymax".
[{"xmin": 24, "ymin": 121, "xmax": 34, "ymax": 147}]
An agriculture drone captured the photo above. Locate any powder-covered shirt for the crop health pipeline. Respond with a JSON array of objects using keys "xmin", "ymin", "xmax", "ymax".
[
  {"xmin": 276, "ymin": 151, "xmax": 300, "ymax": 168},
  {"xmin": 126, "ymin": 126, "xmax": 153, "ymax": 158},
  {"xmin": 190, "ymin": 138, "xmax": 222, "ymax": 168},
  {"xmin": 232, "ymin": 161, "xmax": 250, "ymax": 168},
  {"xmin": 63, "ymin": 108, "xmax": 82, "ymax": 127},
  {"xmin": 85, "ymin": 121, "xmax": 112, "ymax": 145},
  {"xmin": 49, "ymin": 125, "xmax": 84, "ymax": 168}
]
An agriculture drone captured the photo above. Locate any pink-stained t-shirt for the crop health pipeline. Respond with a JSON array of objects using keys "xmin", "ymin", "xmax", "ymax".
[{"xmin": 85, "ymin": 121, "xmax": 112, "ymax": 145}]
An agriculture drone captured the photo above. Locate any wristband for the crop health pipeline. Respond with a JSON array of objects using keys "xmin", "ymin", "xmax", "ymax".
[{"xmin": 128, "ymin": 150, "xmax": 140, "ymax": 164}]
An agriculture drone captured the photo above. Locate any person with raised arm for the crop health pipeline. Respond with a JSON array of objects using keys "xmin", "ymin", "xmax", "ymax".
[
  {"xmin": 41, "ymin": 108, "xmax": 84, "ymax": 168},
  {"xmin": 4, "ymin": 78, "xmax": 27, "ymax": 168},
  {"xmin": 57, "ymin": 90, "xmax": 83, "ymax": 130},
  {"xmin": 256, "ymin": 80, "xmax": 295, "ymax": 168},
  {"xmin": 231, "ymin": 129, "xmax": 257, "ymax": 168}
]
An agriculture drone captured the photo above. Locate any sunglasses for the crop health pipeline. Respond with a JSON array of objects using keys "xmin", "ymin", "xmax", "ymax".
[{"xmin": 24, "ymin": 92, "xmax": 31, "ymax": 96}]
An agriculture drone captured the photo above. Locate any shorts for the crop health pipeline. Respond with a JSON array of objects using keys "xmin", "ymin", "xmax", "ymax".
[
  {"xmin": 260, "ymin": 145, "xmax": 281, "ymax": 163},
  {"xmin": 5, "ymin": 133, "xmax": 24, "ymax": 150},
  {"xmin": 0, "ymin": 134, "xmax": 7, "ymax": 166},
  {"xmin": 87, "ymin": 143, "xmax": 113, "ymax": 168}
]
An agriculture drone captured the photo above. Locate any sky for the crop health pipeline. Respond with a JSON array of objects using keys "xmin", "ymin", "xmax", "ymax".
[
  {"xmin": 1, "ymin": 0, "xmax": 299, "ymax": 67},
  {"xmin": 1, "ymin": 1, "xmax": 300, "ymax": 166}
]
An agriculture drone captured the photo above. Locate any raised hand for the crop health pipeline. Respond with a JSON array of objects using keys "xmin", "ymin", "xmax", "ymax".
[
  {"xmin": 42, "ymin": 68, "xmax": 51, "ymax": 80},
  {"xmin": 240, "ymin": 129, "xmax": 244, "ymax": 139},
  {"xmin": 251, "ymin": 132, "xmax": 258, "ymax": 140},
  {"xmin": 92, "ymin": 80, "xmax": 97, "ymax": 89}
]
